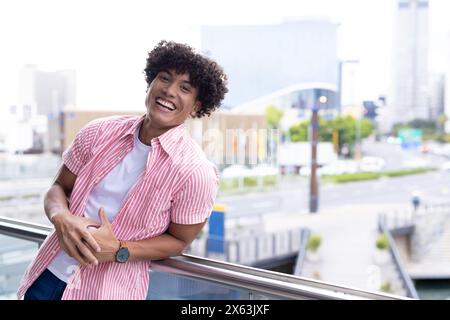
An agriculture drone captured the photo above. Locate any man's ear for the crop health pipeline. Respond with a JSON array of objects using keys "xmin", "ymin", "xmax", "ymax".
[{"xmin": 191, "ymin": 101, "xmax": 202, "ymax": 117}]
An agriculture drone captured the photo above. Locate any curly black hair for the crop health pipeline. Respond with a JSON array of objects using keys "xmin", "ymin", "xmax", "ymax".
[{"xmin": 144, "ymin": 40, "xmax": 228, "ymax": 118}]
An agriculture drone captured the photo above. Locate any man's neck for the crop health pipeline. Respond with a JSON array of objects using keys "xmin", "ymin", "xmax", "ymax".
[{"xmin": 139, "ymin": 116, "xmax": 177, "ymax": 146}]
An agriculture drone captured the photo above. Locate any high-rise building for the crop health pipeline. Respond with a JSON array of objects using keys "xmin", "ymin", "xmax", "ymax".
[
  {"xmin": 201, "ymin": 19, "xmax": 338, "ymax": 109},
  {"xmin": 19, "ymin": 65, "xmax": 76, "ymax": 117},
  {"xmin": 445, "ymin": 33, "xmax": 450, "ymax": 134},
  {"xmin": 19, "ymin": 65, "xmax": 76, "ymax": 152},
  {"xmin": 391, "ymin": 0, "xmax": 429, "ymax": 126},
  {"xmin": 428, "ymin": 73, "xmax": 445, "ymax": 121}
]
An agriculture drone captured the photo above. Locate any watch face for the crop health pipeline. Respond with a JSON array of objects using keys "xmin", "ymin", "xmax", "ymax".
[{"xmin": 116, "ymin": 247, "xmax": 130, "ymax": 263}]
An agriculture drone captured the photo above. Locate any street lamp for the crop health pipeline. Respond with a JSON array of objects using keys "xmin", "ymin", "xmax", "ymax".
[
  {"xmin": 355, "ymin": 108, "xmax": 362, "ymax": 160},
  {"xmin": 309, "ymin": 95, "xmax": 327, "ymax": 213}
]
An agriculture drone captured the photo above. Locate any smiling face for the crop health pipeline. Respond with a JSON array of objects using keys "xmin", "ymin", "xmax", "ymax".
[{"xmin": 145, "ymin": 69, "xmax": 201, "ymax": 130}]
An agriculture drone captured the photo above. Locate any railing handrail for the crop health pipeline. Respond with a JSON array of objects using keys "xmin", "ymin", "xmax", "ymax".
[
  {"xmin": 0, "ymin": 215, "xmax": 408, "ymax": 300},
  {"xmin": 0, "ymin": 216, "xmax": 52, "ymax": 243},
  {"xmin": 378, "ymin": 214, "xmax": 420, "ymax": 299},
  {"xmin": 153, "ymin": 255, "xmax": 374, "ymax": 300},
  {"xmin": 293, "ymin": 228, "xmax": 310, "ymax": 275}
]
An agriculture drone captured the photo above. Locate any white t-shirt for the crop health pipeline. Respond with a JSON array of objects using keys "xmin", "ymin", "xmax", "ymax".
[{"xmin": 47, "ymin": 129, "xmax": 151, "ymax": 282}]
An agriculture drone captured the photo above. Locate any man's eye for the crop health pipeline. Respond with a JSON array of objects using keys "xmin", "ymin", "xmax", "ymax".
[
  {"xmin": 160, "ymin": 75, "xmax": 169, "ymax": 82},
  {"xmin": 181, "ymin": 86, "xmax": 191, "ymax": 92}
]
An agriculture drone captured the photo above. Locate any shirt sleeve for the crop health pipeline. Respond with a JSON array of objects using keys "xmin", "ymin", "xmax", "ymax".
[
  {"xmin": 170, "ymin": 162, "xmax": 220, "ymax": 224},
  {"xmin": 62, "ymin": 119, "xmax": 102, "ymax": 175}
]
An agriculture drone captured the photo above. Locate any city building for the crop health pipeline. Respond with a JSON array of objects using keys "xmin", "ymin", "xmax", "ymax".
[
  {"xmin": 201, "ymin": 18, "xmax": 339, "ymax": 109},
  {"xmin": 428, "ymin": 73, "xmax": 445, "ymax": 121},
  {"xmin": 61, "ymin": 110, "xmax": 269, "ymax": 169},
  {"xmin": 230, "ymin": 83, "xmax": 337, "ymax": 130},
  {"xmin": 390, "ymin": 0, "xmax": 430, "ymax": 126},
  {"xmin": 445, "ymin": 33, "xmax": 450, "ymax": 133},
  {"xmin": 19, "ymin": 64, "xmax": 76, "ymax": 152}
]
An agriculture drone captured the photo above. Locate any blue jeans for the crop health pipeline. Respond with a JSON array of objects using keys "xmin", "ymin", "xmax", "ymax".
[{"xmin": 24, "ymin": 269, "xmax": 67, "ymax": 300}]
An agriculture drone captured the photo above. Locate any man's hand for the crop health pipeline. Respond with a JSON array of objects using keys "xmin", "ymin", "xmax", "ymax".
[
  {"xmin": 88, "ymin": 207, "xmax": 120, "ymax": 263},
  {"xmin": 51, "ymin": 211, "xmax": 101, "ymax": 267}
]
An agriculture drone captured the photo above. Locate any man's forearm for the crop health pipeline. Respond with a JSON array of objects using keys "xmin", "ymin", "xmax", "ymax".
[
  {"xmin": 44, "ymin": 184, "xmax": 71, "ymax": 224},
  {"xmin": 123, "ymin": 233, "xmax": 187, "ymax": 262}
]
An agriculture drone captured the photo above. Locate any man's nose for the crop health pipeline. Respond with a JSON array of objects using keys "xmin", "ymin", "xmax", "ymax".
[{"xmin": 162, "ymin": 82, "xmax": 177, "ymax": 97}]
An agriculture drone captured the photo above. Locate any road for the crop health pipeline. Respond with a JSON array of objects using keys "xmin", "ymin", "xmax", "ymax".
[
  {"xmin": 218, "ymin": 169, "xmax": 450, "ymax": 219},
  {"xmin": 1, "ymin": 140, "xmax": 448, "ymax": 222},
  {"xmin": 362, "ymin": 138, "xmax": 447, "ymax": 171},
  {"xmin": 218, "ymin": 139, "xmax": 450, "ymax": 218}
]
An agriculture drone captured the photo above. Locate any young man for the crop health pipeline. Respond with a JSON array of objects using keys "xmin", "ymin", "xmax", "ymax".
[{"xmin": 17, "ymin": 40, "xmax": 228, "ymax": 300}]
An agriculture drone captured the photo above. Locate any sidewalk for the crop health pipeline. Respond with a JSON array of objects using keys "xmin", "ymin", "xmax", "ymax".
[{"xmin": 261, "ymin": 202, "xmax": 409, "ymax": 294}]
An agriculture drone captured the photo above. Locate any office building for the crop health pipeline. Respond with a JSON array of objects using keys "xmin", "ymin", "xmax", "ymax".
[
  {"xmin": 201, "ymin": 19, "xmax": 339, "ymax": 109},
  {"xmin": 390, "ymin": 0, "xmax": 429, "ymax": 126}
]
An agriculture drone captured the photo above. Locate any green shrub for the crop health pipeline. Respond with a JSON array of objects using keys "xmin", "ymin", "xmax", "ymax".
[
  {"xmin": 263, "ymin": 175, "xmax": 277, "ymax": 186},
  {"xmin": 307, "ymin": 234, "xmax": 322, "ymax": 252},
  {"xmin": 331, "ymin": 172, "xmax": 381, "ymax": 183},
  {"xmin": 219, "ymin": 178, "xmax": 239, "ymax": 192},
  {"xmin": 243, "ymin": 176, "xmax": 257, "ymax": 187},
  {"xmin": 437, "ymin": 134, "xmax": 450, "ymax": 143},
  {"xmin": 384, "ymin": 168, "xmax": 434, "ymax": 177},
  {"xmin": 376, "ymin": 234, "xmax": 389, "ymax": 250},
  {"xmin": 321, "ymin": 168, "xmax": 436, "ymax": 184},
  {"xmin": 380, "ymin": 281, "xmax": 392, "ymax": 293}
]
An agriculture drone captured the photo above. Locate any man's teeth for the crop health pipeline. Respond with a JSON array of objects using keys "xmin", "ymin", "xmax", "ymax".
[{"xmin": 157, "ymin": 99, "xmax": 175, "ymax": 111}]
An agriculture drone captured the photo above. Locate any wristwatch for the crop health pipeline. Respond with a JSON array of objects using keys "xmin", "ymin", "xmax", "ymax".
[{"xmin": 115, "ymin": 240, "xmax": 130, "ymax": 263}]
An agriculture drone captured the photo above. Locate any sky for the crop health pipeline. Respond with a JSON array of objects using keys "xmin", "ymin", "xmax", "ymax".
[{"xmin": 0, "ymin": 0, "xmax": 449, "ymax": 111}]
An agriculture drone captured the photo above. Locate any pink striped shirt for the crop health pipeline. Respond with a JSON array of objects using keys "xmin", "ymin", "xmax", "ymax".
[{"xmin": 17, "ymin": 115, "xmax": 219, "ymax": 300}]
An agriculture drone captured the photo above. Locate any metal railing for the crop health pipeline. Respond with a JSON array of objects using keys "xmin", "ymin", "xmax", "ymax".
[
  {"xmin": 293, "ymin": 228, "xmax": 311, "ymax": 276},
  {"xmin": 224, "ymin": 228, "xmax": 302, "ymax": 265},
  {"xmin": 0, "ymin": 215, "xmax": 409, "ymax": 300},
  {"xmin": 0, "ymin": 216, "xmax": 51, "ymax": 243},
  {"xmin": 381, "ymin": 203, "xmax": 450, "ymax": 232},
  {"xmin": 378, "ymin": 214, "xmax": 419, "ymax": 299}
]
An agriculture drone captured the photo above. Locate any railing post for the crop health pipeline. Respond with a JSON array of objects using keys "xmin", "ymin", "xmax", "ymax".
[
  {"xmin": 272, "ymin": 233, "xmax": 277, "ymax": 257},
  {"xmin": 255, "ymin": 236, "xmax": 259, "ymax": 261},
  {"xmin": 236, "ymin": 240, "xmax": 240, "ymax": 264},
  {"xmin": 288, "ymin": 229, "xmax": 293, "ymax": 253}
]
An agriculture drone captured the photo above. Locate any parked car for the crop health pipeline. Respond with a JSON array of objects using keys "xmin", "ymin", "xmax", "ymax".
[
  {"xmin": 440, "ymin": 161, "xmax": 450, "ymax": 171},
  {"xmin": 320, "ymin": 160, "xmax": 359, "ymax": 175},
  {"xmin": 250, "ymin": 164, "xmax": 278, "ymax": 177},
  {"xmin": 403, "ymin": 157, "xmax": 429, "ymax": 169},
  {"xmin": 220, "ymin": 165, "xmax": 252, "ymax": 179},
  {"xmin": 359, "ymin": 156, "xmax": 386, "ymax": 172}
]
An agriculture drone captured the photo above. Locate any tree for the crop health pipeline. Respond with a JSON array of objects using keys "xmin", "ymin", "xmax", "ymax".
[
  {"xmin": 392, "ymin": 119, "xmax": 437, "ymax": 139},
  {"xmin": 437, "ymin": 114, "xmax": 448, "ymax": 134},
  {"xmin": 288, "ymin": 121, "xmax": 309, "ymax": 142},
  {"xmin": 265, "ymin": 105, "xmax": 284, "ymax": 129},
  {"xmin": 287, "ymin": 115, "xmax": 374, "ymax": 156}
]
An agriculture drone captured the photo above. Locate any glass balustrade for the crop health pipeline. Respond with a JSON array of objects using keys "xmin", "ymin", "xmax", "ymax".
[{"xmin": 0, "ymin": 216, "xmax": 406, "ymax": 300}]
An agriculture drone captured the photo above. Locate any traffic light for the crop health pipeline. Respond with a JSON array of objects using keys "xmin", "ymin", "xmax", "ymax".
[
  {"xmin": 333, "ymin": 128, "xmax": 344, "ymax": 155},
  {"xmin": 333, "ymin": 129, "xmax": 339, "ymax": 153},
  {"xmin": 363, "ymin": 101, "xmax": 378, "ymax": 120}
]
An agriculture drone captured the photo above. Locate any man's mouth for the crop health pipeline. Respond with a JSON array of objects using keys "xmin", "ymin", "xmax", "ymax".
[{"xmin": 155, "ymin": 98, "xmax": 176, "ymax": 111}]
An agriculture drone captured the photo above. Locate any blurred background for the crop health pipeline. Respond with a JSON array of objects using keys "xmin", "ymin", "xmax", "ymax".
[{"xmin": 1, "ymin": 0, "xmax": 450, "ymax": 300}]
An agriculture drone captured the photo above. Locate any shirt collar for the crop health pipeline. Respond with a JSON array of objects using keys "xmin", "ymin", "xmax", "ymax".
[
  {"xmin": 124, "ymin": 114, "xmax": 146, "ymax": 137},
  {"xmin": 153, "ymin": 122, "xmax": 187, "ymax": 159},
  {"xmin": 125, "ymin": 115, "xmax": 187, "ymax": 159}
]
